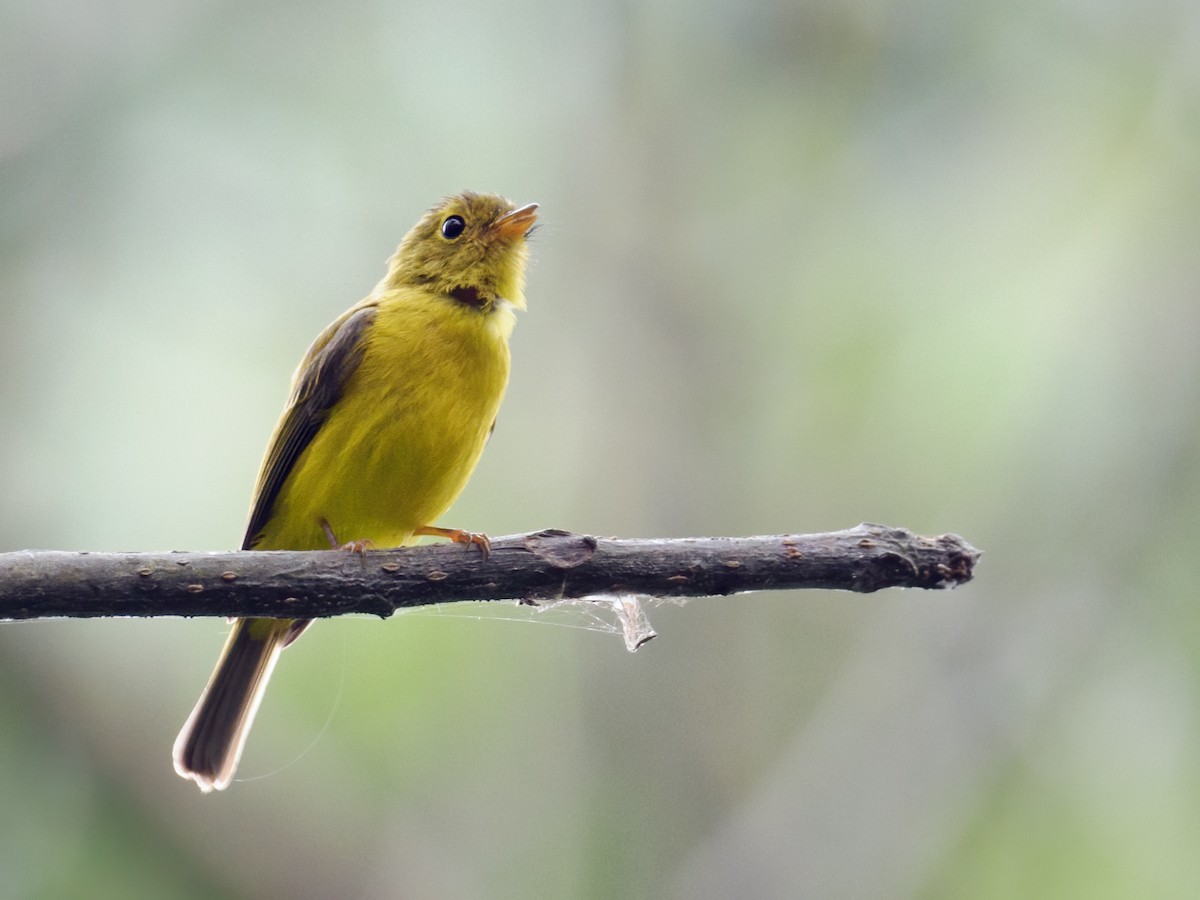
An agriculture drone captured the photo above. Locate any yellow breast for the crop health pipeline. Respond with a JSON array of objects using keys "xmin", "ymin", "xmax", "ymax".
[{"xmin": 255, "ymin": 288, "xmax": 513, "ymax": 550}]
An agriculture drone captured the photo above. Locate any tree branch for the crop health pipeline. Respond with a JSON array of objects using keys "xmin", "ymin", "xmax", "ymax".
[{"xmin": 0, "ymin": 524, "xmax": 979, "ymax": 623}]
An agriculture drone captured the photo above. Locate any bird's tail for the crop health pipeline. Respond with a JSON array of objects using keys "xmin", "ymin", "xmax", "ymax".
[{"xmin": 172, "ymin": 618, "xmax": 294, "ymax": 792}]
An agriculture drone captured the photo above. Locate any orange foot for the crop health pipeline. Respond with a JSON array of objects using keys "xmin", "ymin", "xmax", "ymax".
[{"xmin": 415, "ymin": 525, "xmax": 491, "ymax": 561}]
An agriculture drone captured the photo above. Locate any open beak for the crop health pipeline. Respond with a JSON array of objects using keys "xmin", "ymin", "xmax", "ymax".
[{"xmin": 492, "ymin": 202, "xmax": 539, "ymax": 241}]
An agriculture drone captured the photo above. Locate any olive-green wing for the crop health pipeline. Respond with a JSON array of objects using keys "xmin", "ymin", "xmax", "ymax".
[{"xmin": 241, "ymin": 302, "xmax": 377, "ymax": 550}]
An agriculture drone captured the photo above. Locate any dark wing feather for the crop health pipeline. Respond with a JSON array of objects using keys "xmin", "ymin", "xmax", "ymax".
[{"xmin": 241, "ymin": 303, "xmax": 377, "ymax": 550}]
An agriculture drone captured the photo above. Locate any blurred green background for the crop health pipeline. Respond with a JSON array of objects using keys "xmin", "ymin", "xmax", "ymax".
[{"xmin": 2, "ymin": 0, "xmax": 1198, "ymax": 897}]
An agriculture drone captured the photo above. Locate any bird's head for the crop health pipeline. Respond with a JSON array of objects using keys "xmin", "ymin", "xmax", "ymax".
[{"xmin": 386, "ymin": 191, "xmax": 538, "ymax": 312}]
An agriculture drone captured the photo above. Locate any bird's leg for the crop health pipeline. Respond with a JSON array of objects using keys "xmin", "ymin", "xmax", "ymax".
[
  {"xmin": 320, "ymin": 518, "xmax": 373, "ymax": 555},
  {"xmin": 414, "ymin": 525, "xmax": 491, "ymax": 560}
]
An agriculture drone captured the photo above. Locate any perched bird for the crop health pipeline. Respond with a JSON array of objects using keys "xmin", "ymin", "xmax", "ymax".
[{"xmin": 173, "ymin": 192, "xmax": 537, "ymax": 792}]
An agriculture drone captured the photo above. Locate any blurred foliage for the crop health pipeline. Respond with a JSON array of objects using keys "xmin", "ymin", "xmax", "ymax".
[{"xmin": 2, "ymin": 0, "xmax": 1199, "ymax": 897}]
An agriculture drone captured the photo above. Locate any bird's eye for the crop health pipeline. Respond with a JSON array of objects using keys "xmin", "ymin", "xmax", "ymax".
[{"xmin": 441, "ymin": 216, "xmax": 466, "ymax": 239}]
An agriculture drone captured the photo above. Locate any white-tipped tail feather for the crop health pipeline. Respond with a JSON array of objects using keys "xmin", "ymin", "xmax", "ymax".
[{"xmin": 173, "ymin": 620, "xmax": 288, "ymax": 792}]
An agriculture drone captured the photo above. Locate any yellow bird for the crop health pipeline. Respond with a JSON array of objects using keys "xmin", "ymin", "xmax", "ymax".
[{"xmin": 173, "ymin": 192, "xmax": 537, "ymax": 792}]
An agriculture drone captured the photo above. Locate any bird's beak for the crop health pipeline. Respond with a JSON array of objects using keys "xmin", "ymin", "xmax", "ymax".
[{"xmin": 493, "ymin": 203, "xmax": 539, "ymax": 241}]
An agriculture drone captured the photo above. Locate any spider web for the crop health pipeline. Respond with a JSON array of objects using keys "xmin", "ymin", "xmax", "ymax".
[{"xmin": 408, "ymin": 594, "xmax": 686, "ymax": 652}]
